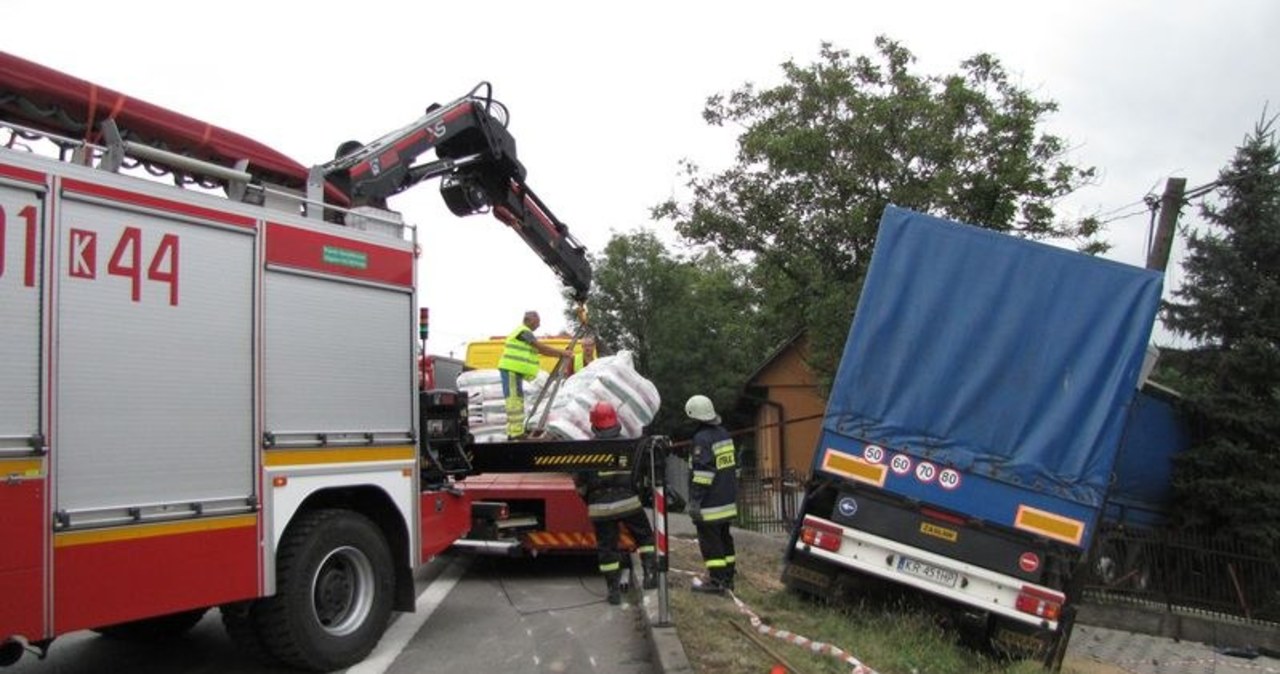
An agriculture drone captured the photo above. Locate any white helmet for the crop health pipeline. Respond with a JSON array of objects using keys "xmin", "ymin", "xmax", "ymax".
[{"xmin": 685, "ymin": 395, "xmax": 719, "ymax": 423}]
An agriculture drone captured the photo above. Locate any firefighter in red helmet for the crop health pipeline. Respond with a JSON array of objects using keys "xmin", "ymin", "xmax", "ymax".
[{"xmin": 574, "ymin": 401, "xmax": 658, "ymax": 604}]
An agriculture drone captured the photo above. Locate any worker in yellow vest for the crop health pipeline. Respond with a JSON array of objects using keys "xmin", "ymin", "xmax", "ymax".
[
  {"xmin": 496, "ymin": 311, "xmax": 573, "ymax": 439},
  {"xmin": 568, "ymin": 336, "xmax": 596, "ymax": 375}
]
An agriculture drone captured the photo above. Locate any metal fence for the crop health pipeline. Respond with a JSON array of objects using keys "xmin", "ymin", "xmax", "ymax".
[
  {"xmin": 1081, "ymin": 523, "xmax": 1280, "ymax": 625},
  {"xmin": 736, "ymin": 467, "xmax": 808, "ymax": 536}
]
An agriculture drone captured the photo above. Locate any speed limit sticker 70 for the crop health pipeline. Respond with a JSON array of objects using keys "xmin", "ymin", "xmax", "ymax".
[{"xmin": 915, "ymin": 461, "xmax": 938, "ymax": 483}]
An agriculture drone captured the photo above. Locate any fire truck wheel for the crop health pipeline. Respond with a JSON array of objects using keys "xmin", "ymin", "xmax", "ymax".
[
  {"xmin": 256, "ymin": 509, "xmax": 395, "ymax": 671},
  {"xmin": 93, "ymin": 607, "xmax": 209, "ymax": 641}
]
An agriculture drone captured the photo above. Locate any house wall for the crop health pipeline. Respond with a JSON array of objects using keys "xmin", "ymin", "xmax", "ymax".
[{"xmin": 750, "ymin": 337, "xmax": 826, "ymax": 476}]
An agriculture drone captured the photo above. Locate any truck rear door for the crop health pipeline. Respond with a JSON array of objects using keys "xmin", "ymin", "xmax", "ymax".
[
  {"xmin": 0, "ymin": 159, "xmax": 47, "ymax": 642},
  {"xmin": 50, "ymin": 168, "xmax": 260, "ymax": 633}
]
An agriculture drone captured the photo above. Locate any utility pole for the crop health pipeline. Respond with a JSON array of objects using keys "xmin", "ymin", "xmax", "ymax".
[{"xmin": 1146, "ymin": 177, "xmax": 1187, "ymax": 272}]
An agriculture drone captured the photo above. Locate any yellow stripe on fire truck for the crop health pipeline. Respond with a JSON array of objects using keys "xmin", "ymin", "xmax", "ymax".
[
  {"xmin": 0, "ymin": 458, "xmax": 44, "ymax": 479},
  {"xmin": 263, "ymin": 445, "xmax": 416, "ymax": 467},
  {"xmin": 54, "ymin": 514, "xmax": 257, "ymax": 547}
]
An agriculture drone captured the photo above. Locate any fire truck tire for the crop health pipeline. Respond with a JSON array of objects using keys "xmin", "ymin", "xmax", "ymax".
[
  {"xmin": 255, "ymin": 509, "xmax": 395, "ymax": 671},
  {"xmin": 93, "ymin": 607, "xmax": 209, "ymax": 641}
]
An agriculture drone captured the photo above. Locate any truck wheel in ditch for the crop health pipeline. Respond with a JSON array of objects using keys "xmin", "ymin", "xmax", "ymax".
[
  {"xmin": 93, "ymin": 607, "xmax": 209, "ymax": 641},
  {"xmin": 255, "ymin": 509, "xmax": 395, "ymax": 671}
]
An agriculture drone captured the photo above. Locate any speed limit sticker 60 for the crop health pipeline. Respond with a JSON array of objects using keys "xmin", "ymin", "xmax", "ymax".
[{"xmin": 890, "ymin": 454, "xmax": 912, "ymax": 475}]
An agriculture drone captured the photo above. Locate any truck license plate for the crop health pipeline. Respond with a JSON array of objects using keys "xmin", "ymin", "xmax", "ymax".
[{"xmin": 896, "ymin": 555, "xmax": 958, "ymax": 588}]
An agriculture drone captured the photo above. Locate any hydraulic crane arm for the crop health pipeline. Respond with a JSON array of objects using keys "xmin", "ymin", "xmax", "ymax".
[{"xmin": 318, "ymin": 82, "xmax": 591, "ymax": 301}]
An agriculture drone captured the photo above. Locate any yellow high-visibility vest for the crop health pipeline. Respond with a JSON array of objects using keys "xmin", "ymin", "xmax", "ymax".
[{"xmin": 497, "ymin": 326, "xmax": 540, "ymax": 380}]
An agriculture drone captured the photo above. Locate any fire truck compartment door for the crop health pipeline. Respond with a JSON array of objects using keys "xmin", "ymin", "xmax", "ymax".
[
  {"xmin": 264, "ymin": 272, "xmax": 412, "ymax": 437},
  {"xmin": 54, "ymin": 196, "xmax": 254, "ymax": 514},
  {"xmin": 0, "ymin": 180, "xmax": 42, "ymax": 453}
]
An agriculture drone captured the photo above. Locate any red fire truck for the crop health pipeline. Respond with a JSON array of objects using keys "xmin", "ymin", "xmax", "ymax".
[{"xmin": 0, "ymin": 51, "xmax": 601, "ymax": 670}]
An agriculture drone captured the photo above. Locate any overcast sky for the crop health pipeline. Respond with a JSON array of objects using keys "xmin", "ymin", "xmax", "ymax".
[{"xmin": 6, "ymin": 0, "xmax": 1277, "ymax": 355}]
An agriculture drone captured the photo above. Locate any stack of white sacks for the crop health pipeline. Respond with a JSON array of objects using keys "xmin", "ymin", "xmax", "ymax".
[{"xmin": 456, "ymin": 350, "xmax": 661, "ymax": 443}]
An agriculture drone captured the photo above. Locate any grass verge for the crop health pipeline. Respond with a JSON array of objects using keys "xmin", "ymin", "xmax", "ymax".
[{"xmin": 662, "ymin": 529, "xmax": 1126, "ymax": 674}]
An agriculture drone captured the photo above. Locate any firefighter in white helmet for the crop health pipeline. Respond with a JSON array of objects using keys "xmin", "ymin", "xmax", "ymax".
[{"xmin": 684, "ymin": 394, "xmax": 738, "ymax": 593}]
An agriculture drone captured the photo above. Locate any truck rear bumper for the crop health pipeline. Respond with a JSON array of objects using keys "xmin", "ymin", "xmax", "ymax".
[
  {"xmin": 789, "ymin": 514, "xmax": 1062, "ymax": 631},
  {"xmin": 452, "ymin": 539, "xmax": 523, "ymax": 555}
]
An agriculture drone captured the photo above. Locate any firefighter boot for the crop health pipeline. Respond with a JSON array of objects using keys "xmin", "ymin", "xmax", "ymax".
[
  {"xmin": 725, "ymin": 562, "xmax": 736, "ymax": 591},
  {"xmin": 641, "ymin": 552, "xmax": 658, "ymax": 590},
  {"xmin": 605, "ymin": 572, "xmax": 623, "ymax": 605},
  {"xmin": 691, "ymin": 572, "xmax": 726, "ymax": 594}
]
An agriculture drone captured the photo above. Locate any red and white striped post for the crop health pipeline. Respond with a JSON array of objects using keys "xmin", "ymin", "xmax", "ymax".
[{"xmin": 652, "ymin": 445, "xmax": 671, "ymax": 626}]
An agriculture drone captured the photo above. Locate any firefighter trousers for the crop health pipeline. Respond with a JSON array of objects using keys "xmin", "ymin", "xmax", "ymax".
[
  {"xmin": 693, "ymin": 519, "xmax": 736, "ymax": 586},
  {"xmin": 592, "ymin": 509, "xmax": 656, "ymax": 575}
]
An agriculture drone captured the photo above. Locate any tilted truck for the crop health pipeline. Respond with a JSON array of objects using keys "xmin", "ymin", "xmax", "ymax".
[
  {"xmin": 0, "ymin": 51, "xmax": 609, "ymax": 670},
  {"xmin": 782, "ymin": 206, "xmax": 1164, "ymax": 667}
]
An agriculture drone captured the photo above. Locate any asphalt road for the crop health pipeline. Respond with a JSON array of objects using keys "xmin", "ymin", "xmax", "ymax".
[{"xmin": 8, "ymin": 551, "xmax": 654, "ymax": 674}]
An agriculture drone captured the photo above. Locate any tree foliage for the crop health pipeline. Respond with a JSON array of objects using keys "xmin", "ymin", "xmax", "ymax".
[
  {"xmin": 1161, "ymin": 118, "xmax": 1280, "ymax": 547},
  {"xmin": 654, "ymin": 37, "xmax": 1102, "ymax": 387},
  {"xmin": 580, "ymin": 230, "xmax": 777, "ymax": 435}
]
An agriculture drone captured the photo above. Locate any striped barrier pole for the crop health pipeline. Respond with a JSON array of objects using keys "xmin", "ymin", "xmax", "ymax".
[{"xmin": 655, "ymin": 483, "xmax": 671, "ymax": 626}]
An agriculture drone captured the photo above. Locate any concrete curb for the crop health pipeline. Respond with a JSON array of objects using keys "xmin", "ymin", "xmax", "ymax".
[
  {"xmin": 639, "ymin": 587, "xmax": 694, "ymax": 674},
  {"xmin": 628, "ymin": 545, "xmax": 693, "ymax": 674},
  {"xmin": 1077, "ymin": 602, "xmax": 1280, "ymax": 653}
]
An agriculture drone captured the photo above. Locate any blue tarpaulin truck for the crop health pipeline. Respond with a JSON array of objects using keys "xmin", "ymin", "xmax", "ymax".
[{"xmin": 782, "ymin": 206, "xmax": 1165, "ymax": 666}]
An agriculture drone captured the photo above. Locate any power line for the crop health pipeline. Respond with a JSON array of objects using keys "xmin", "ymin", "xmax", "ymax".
[{"xmin": 1181, "ymin": 157, "xmax": 1280, "ymax": 203}]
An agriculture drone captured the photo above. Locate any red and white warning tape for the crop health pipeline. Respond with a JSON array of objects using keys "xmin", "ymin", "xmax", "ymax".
[{"xmin": 671, "ymin": 565, "xmax": 879, "ymax": 674}]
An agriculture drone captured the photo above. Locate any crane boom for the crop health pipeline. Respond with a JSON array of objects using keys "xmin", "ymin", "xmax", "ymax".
[
  {"xmin": 0, "ymin": 55, "xmax": 591, "ymax": 300},
  {"xmin": 317, "ymin": 82, "xmax": 591, "ymax": 300}
]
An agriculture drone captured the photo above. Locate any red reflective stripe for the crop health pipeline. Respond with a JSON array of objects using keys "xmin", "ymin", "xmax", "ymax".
[
  {"xmin": 0, "ymin": 162, "xmax": 45, "ymax": 184},
  {"xmin": 265, "ymin": 222, "xmax": 412, "ymax": 287},
  {"xmin": 62, "ymin": 179, "xmax": 256, "ymax": 229}
]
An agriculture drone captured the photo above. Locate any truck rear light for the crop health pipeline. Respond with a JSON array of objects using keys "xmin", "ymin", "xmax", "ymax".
[
  {"xmin": 497, "ymin": 504, "xmax": 510, "ymax": 521},
  {"xmin": 800, "ymin": 519, "xmax": 843, "ymax": 552},
  {"xmin": 919, "ymin": 506, "xmax": 966, "ymax": 526},
  {"xmin": 1015, "ymin": 585, "xmax": 1063, "ymax": 621}
]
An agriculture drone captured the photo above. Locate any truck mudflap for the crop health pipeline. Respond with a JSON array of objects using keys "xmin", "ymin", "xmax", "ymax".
[{"xmin": 786, "ymin": 513, "xmax": 1065, "ymax": 632}]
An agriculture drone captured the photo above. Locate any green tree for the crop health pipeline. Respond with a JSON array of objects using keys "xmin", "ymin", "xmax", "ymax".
[
  {"xmin": 582, "ymin": 230, "xmax": 774, "ymax": 435},
  {"xmin": 654, "ymin": 38, "xmax": 1102, "ymax": 387},
  {"xmin": 1162, "ymin": 118, "xmax": 1280, "ymax": 547}
]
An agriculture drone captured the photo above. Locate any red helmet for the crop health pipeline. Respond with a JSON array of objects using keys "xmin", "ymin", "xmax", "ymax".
[{"xmin": 589, "ymin": 401, "xmax": 620, "ymax": 437}]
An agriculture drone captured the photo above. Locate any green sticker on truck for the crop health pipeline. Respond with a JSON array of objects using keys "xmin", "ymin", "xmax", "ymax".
[{"xmin": 322, "ymin": 246, "xmax": 368, "ymax": 269}]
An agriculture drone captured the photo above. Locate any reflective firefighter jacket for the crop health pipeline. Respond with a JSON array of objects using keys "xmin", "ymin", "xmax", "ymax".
[
  {"xmin": 689, "ymin": 423, "xmax": 738, "ymax": 522},
  {"xmin": 574, "ymin": 469, "xmax": 642, "ymax": 521}
]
